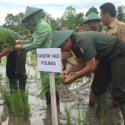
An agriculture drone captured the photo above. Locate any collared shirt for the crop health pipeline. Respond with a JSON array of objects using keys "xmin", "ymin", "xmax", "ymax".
[
  {"xmin": 71, "ymin": 32, "xmax": 117, "ymax": 62},
  {"xmin": 102, "ymin": 18, "xmax": 125, "ymax": 42}
]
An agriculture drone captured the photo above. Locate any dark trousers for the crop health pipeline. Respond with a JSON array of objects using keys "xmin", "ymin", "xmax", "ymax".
[
  {"xmin": 92, "ymin": 39, "xmax": 125, "ymax": 104},
  {"xmin": 6, "ymin": 50, "xmax": 27, "ymax": 80}
]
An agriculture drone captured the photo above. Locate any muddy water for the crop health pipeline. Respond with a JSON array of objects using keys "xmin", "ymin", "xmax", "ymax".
[{"xmin": 0, "ymin": 56, "xmax": 124, "ymax": 125}]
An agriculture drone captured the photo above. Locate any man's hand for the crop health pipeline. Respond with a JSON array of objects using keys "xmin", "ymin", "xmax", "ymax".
[
  {"xmin": 63, "ymin": 75, "xmax": 75, "ymax": 84},
  {"xmin": 14, "ymin": 44, "xmax": 23, "ymax": 50},
  {"xmin": 62, "ymin": 69, "xmax": 71, "ymax": 77},
  {"xmin": 16, "ymin": 40, "xmax": 22, "ymax": 44}
]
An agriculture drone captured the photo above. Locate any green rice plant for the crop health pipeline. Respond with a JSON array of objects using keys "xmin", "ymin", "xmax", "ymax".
[
  {"xmin": 113, "ymin": 118, "xmax": 120, "ymax": 125},
  {"xmin": 76, "ymin": 108, "xmax": 82, "ymax": 125},
  {"xmin": 81, "ymin": 104, "xmax": 88, "ymax": 125},
  {"xmin": 64, "ymin": 103, "xmax": 72, "ymax": 125},
  {"xmin": 0, "ymin": 89, "xmax": 11, "ymax": 112},
  {"xmin": 20, "ymin": 90, "xmax": 30, "ymax": 119},
  {"xmin": 11, "ymin": 89, "xmax": 21, "ymax": 116},
  {"xmin": 38, "ymin": 75, "xmax": 64, "ymax": 98},
  {"xmin": 0, "ymin": 28, "xmax": 16, "ymax": 49}
]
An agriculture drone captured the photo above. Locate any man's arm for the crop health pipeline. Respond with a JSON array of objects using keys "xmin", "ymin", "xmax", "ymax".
[
  {"xmin": 63, "ymin": 57, "xmax": 96, "ymax": 84},
  {"xmin": 0, "ymin": 46, "xmax": 12, "ymax": 58},
  {"xmin": 62, "ymin": 57, "xmax": 86, "ymax": 76}
]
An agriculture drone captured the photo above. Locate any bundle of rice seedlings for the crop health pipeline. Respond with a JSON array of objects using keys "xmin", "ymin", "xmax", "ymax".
[
  {"xmin": 20, "ymin": 90, "xmax": 30, "ymax": 119},
  {"xmin": 0, "ymin": 28, "xmax": 16, "ymax": 49},
  {"xmin": 0, "ymin": 89, "xmax": 11, "ymax": 113},
  {"xmin": 38, "ymin": 75, "xmax": 64, "ymax": 98}
]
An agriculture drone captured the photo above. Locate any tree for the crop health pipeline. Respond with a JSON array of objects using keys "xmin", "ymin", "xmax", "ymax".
[
  {"xmin": 44, "ymin": 13, "xmax": 58, "ymax": 30},
  {"xmin": 85, "ymin": 7, "xmax": 98, "ymax": 17},
  {"xmin": 117, "ymin": 6, "xmax": 125, "ymax": 21},
  {"xmin": 61, "ymin": 6, "xmax": 77, "ymax": 30},
  {"xmin": 3, "ymin": 13, "xmax": 29, "ymax": 35},
  {"xmin": 76, "ymin": 12, "xmax": 84, "ymax": 26}
]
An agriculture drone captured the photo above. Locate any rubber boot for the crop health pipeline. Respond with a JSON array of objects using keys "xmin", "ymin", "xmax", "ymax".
[
  {"xmin": 95, "ymin": 93, "xmax": 106, "ymax": 119},
  {"xmin": 89, "ymin": 91, "xmax": 95, "ymax": 106},
  {"xmin": 9, "ymin": 79, "xmax": 18, "ymax": 93},
  {"xmin": 19, "ymin": 79, "xmax": 26, "ymax": 92},
  {"xmin": 120, "ymin": 103, "xmax": 125, "ymax": 125}
]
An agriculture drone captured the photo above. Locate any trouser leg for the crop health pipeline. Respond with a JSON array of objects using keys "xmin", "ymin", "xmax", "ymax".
[
  {"xmin": 16, "ymin": 51, "xmax": 27, "ymax": 92},
  {"xmin": 16, "ymin": 51, "xmax": 27, "ymax": 80},
  {"xmin": 111, "ymin": 56, "xmax": 125, "ymax": 123},
  {"xmin": 9, "ymin": 79, "xmax": 18, "ymax": 92},
  {"xmin": 95, "ymin": 93, "xmax": 106, "ymax": 118},
  {"xmin": 91, "ymin": 61, "xmax": 111, "ymax": 118},
  {"xmin": 19, "ymin": 79, "xmax": 26, "ymax": 92},
  {"xmin": 6, "ymin": 51, "xmax": 17, "ymax": 92}
]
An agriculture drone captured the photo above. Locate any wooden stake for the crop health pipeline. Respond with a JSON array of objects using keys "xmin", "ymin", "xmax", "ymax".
[{"xmin": 49, "ymin": 72, "xmax": 58, "ymax": 125}]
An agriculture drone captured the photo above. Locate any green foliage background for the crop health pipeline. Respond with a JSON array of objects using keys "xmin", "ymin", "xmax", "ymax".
[{"xmin": 1, "ymin": 5, "xmax": 125, "ymax": 35}]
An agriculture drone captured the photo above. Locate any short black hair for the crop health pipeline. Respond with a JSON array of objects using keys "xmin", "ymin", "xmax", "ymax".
[{"xmin": 100, "ymin": 2, "xmax": 116, "ymax": 17}]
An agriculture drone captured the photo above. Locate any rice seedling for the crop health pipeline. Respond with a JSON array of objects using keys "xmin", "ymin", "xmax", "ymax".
[
  {"xmin": 0, "ymin": 28, "xmax": 16, "ymax": 49},
  {"xmin": 38, "ymin": 75, "xmax": 64, "ymax": 99},
  {"xmin": 113, "ymin": 118, "xmax": 120, "ymax": 125},
  {"xmin": 76, "ymin": 108, "xmax": 82, "ymax": 125},
  {"xmin": 0, "ymin": 89, "xmax": 11, "ymax": 112},
  {"xmin": 81, "ymin": 104, "xmax": 87, "ymax": 125},
  {"xmin": 20, "ymin": 90, "xmax": 30, "ymax": 119},
  {"xmin": 64, "ymin": 103, "xmax": 72, "ymax": 125},
  {"xmin": 11, "ymin": 89, "xmax": 21, "ymax": 116}
]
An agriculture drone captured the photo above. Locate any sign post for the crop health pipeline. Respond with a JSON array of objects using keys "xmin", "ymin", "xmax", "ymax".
[{"xmin": 36, "ymin": 48, "xmax": 62, "ymax": 125}]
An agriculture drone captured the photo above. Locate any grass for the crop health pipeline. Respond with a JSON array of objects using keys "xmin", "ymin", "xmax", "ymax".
[
  {"xmin": 20, "ymin": 90, "xmax": 30, "ymax": 119},
  {"xmin": 11, "ymin": 89, "xmax": 21, "ymax": 116},
  {"xmin": 0, "ymin": 89, "xmax": 11, "ymax": 112},
  {"xmin": 0, "ymin": 88, "xmax": 30, "ymax": 119}
]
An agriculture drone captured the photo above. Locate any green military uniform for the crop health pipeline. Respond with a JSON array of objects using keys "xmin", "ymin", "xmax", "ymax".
[
  {"xmin": 102, "ymin": 18, "xmax": 125, "ymax": 41},
  {"xmin": 52, "ymin": 30, "xmax": 125, "ymax": 121}
]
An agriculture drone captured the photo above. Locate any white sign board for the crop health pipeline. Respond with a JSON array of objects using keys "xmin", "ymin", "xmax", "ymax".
[{"xmin": 36, "ymin": 48, "xmax": 62, "ymax": 73}]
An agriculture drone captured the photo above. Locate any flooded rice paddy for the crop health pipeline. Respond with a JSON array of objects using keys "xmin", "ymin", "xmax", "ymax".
[{"xmin": 0, "ymin": 52, "xmax": 124, "ymax": 125}]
